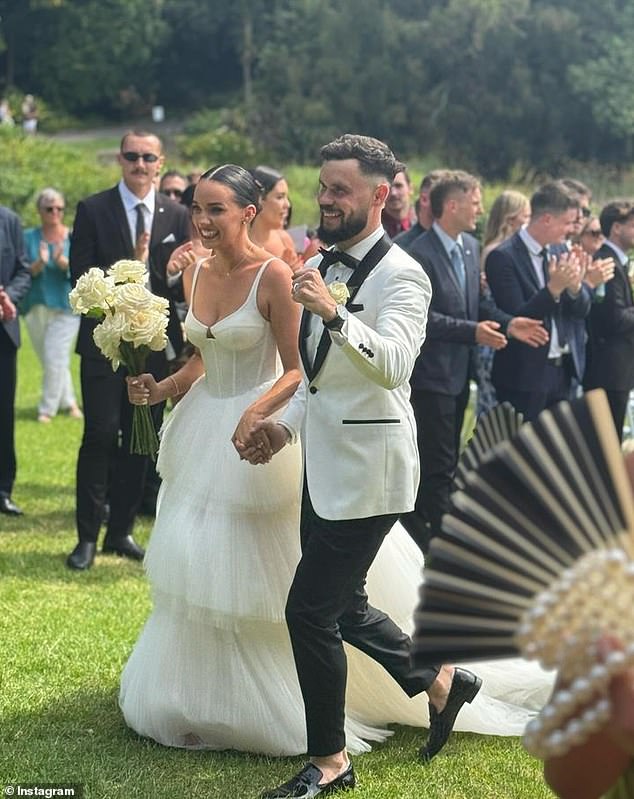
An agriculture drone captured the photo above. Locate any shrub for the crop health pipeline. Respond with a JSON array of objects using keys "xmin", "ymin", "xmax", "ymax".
[{"xmin": 0, "ymin": 128, "xmax": 118, "ymax": 227}]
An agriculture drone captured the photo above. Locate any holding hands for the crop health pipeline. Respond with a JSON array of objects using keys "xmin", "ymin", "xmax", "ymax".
[{"xmin": 234, "ymin": 419, "xmax": 288, "ymax": 465}]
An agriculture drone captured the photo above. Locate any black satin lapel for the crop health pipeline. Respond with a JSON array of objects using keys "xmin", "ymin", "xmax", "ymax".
[
  {"xmin": 299, "ymin": 308, "xmax": 313, "ymax": 378},
  {"xmin": 309, "ymin": 235, "xmax": 392, "ymax": 381}
]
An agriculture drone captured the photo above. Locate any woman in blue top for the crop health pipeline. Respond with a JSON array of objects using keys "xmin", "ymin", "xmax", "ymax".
[{"xmin": 22, "ymin": 188, "xmax": 81, "ymax": 422}]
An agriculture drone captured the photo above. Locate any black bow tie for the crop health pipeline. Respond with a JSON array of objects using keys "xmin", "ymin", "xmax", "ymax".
[{"xmin": 318, "ymin": 247, "xmax": 359, "ymax": 271}]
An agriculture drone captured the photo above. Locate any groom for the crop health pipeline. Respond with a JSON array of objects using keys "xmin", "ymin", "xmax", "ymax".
[{"xmin": 247, "ymin": 135, "xmax": 482, "ymax": 798}]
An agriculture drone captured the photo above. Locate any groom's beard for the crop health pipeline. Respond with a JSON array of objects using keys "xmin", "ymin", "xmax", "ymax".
[{"xmin": 317, "ymin": 206, "xmax": 368, "ymax": 245}]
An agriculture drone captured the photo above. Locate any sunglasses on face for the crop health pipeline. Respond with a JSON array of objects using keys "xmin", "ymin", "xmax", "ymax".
[
  {"xmin": 121, "ymin": 151, "xmax": 160, "ymax": 163},
  {"xmin": 44, "ymin": 206, "xmax": 64, "ymax": 212},
  {"xmin": 581, "ymin": 206, "xmax": 592, "ymax": 218},
  {"xmin": 161, "ymin": 188, "xmax": 183, "ymax": 198},
  {"xmin": 584, "ymin": 229, "xmax": 602, "ymax": 238}
]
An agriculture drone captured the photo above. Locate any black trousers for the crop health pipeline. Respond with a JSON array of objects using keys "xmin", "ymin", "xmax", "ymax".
[
  {"xmin": 604, "ymin": 388, "xmax": 630, "ymax": 443},
  {"xmin": 495, "ymin": 357, "xmax": 571, "ymax": 423},
  {"xmin": 0, "ymin": 327, "xmax": 17, "ymax": 495},
  {"xmin": 401, "ymin": 383, "xmax": 470, "ymax": 552},
  {"xmin": 75, "ymin": 353, "xmax": 166, "ymax": 543},
  {"xmin": 285, "ymin": 485, "xmax": 438, "ymax": 757}
]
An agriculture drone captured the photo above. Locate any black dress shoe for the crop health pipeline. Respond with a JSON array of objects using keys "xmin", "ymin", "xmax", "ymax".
[
  {"xmin": 102, "ymin": 535, "xmax": 145, "ymax": 561},
  {"xmin": 261, "ymin": 762, "xmax": 355, "ymax": 798},
  {"xmin": 66, "ymin": 541, "xmax": 96, "ymax": 570},
  {"xmin": 419, "ymin": 668, "xmax": 482, "ymax": 762},
  {"xmin": 0, "ymin": 493, "xmax": 23, "ymax": 515}
]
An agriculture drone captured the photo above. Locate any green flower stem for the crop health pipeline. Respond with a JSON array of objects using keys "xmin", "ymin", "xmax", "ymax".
[{"xmin": 118, "ymin": 341, "xmax": 159, "ymax": 458}]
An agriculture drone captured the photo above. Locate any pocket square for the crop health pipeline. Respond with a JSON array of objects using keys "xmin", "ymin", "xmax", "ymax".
[
  {"xmin": 161, "ymin": 233, "xmax": 176, "ymax": 243},
  {"xmin": 347, "ymin": 303, "xmax": 364, "ymax": 312}
]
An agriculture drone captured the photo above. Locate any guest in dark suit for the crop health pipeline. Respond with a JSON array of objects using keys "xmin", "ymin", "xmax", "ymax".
[
  {"xmin": 486, "ymin": 181, "xmax": 591, "ymax": 423},
  {"xmin": 583, "ymin": 200, "xmax": 634, "ymax": 440},
  {"xmin": 393, "ymin": 169, "xmax": 449, "ymax": 251},
  {"xmin": 66, "ymin": 130, "xmax": 190, "ymax": 570},
  {"xmin": 381, "ymin": 167, "xmax": 415, "ymax": 239},
  {"xmin": 401, "ymin": 171, "xmax": 548, "ymax": 552},
  {"xmin": 0, "ymin": 206, "xmax": 31, "ymax": 515}
]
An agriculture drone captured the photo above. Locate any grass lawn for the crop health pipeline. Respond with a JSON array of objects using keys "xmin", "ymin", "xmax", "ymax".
[{"xmin": 1, "ymin": 335, "xmax": 555, "ymax": 799}]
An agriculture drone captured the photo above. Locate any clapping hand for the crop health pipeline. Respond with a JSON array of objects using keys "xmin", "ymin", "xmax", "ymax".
[
  {"xmin": 585, "ymin": 257, "xmax": 615, "ymax": 289},
  {"xmin": 475, "ymin": 320, "xmax": 507, "ymax": 349},
  {"xmin": 0, "ymin": 287, "xmax": 16, "ymax": 322},
  {"xmin": 134, "ymin": 231, "xmax": 150, "ymax": 263},
  {"xmin": 167, "ymin": 241, "xmax": 203, "ymax": 276},
  {"xmin": 507, "ymin": 317, "xmax": 549, "ymax": 348}
]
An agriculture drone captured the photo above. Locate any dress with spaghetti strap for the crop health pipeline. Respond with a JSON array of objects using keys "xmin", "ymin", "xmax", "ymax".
[{"xmin": 119, "ymin": 259, "xmax": 554, "ymax": 755}]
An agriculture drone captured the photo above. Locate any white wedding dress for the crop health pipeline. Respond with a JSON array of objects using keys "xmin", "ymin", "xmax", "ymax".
[{"xmin": 119, "ymin": 259, "xmax": 554, "ymax": 756}]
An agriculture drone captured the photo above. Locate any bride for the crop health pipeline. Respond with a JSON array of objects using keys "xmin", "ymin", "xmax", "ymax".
[{"xmin": 120, "ymin": 164, "xmax": 553, "ymax": 756}]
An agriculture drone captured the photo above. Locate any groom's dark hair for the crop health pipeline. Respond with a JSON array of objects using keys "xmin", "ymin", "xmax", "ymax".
[{"xmin": 320, "ymin": 134, "xmax": 403, "ymax": 183}]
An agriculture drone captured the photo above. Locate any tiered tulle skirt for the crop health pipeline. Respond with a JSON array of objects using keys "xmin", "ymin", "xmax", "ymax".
[{"xmin": 120, "ymin": 377, "xmax": 554, "ymax": 754}]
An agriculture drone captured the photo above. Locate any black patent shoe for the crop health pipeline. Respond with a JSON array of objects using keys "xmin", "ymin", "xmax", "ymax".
[
  {"xmin": 102, "ymin": 535, "xmax": 145, "ymax": 561},
  {"xmin": 261, "ymin": 762, "xmax": 355, "ymax": 798},
  {"xmin": 66, "ymin": 541, "xmax": 96, "ymax": 570},
  {"xmin": 0, "ymin": 493, "xmax": 23, "ymax": 515},
  {"xmin": 419, "ymin": 668, "xmax": 482, "ymax": 762}
]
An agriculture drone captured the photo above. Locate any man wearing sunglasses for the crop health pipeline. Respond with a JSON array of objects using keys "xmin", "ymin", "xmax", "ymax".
[
  {"xmin": 67, "ymin": 130, "xmax": 190, "ymax": 571},
  {"xmin": 159, "ymin": 170, "xmax": 187, "ymax": 203}
]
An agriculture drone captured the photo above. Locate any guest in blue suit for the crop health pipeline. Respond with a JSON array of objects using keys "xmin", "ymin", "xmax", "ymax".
[
  {"xmin": 0, "ymin": 205, "xmax": 31, "ymax": 515},
  {"xmin": 401, "ymin": 171, "xmax": 547, "ymax": 552},
  {"xmin": 485, "ymin": 181, "xmax": 591, "ymax": 423}
]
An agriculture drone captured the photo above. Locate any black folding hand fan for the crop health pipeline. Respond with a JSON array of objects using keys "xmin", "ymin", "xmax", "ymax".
[
  {"xmin": 413, "ymin": 389, "xmax": 634, "ymax": 758},
  {"xmin": 454, "ymin": 402, "xmax": 524, "ymax": 492}
]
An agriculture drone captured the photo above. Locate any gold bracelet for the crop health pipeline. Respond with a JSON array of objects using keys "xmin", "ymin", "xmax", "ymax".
[{"xmin": 166, "ymin": 374, "xmax": 181, "ymax": 397}]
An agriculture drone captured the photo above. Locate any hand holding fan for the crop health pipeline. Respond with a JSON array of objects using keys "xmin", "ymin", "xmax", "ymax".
[{"xmin": 413, "ymin": 390, "xmax": 634, "ymax": 759}]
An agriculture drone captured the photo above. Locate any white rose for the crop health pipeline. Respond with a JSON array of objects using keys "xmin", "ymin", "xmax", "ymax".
[
  {"xmin": 121, "ymin": 309, "xmax": 168, "ymax": 350},
  {"xmin": 69, "ymin": 267, "xmax": 114, "ymax": 316},
  {"xmin": 114, "ymin": 282, "xmax": 155, "ymax": 315},
  {"xmin": 108, "ymin": 259, "xmax": 147, "ymax": 285},
  {"xmin": 93, "ymin": 312, "xmax": 126, "ymax": 369},
  {"xmin": 328, "ymin": 281, "xmax": 350, "ymax": 305}
]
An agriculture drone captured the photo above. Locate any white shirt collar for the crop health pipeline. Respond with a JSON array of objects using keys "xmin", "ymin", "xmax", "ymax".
[
  {"xmin": 519, "ymin": 226, "xmax": 545, "ymax": 257},
  {"xmin": 118, "ymin": 180, "xmax": 156, "ymax": 215},
  {"xmin": 605, "ymin": 239, "xmax": 629, "ymax": 266},
  {"xmin": 334, "ymin": 225, "xmax": 385, "ymax": 262},
  {"xmin": 432, "ymin": 221, "xmax": 463, "ymax": 258}
]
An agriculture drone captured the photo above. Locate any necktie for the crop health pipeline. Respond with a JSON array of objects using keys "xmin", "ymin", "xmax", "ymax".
[
  {"xmin": 540, "ymin": 247, "xmax": 550, "ymax": 285},
  {"xmin": 451, "ymin": 244, "xmax": 466, "ymax": 291},
  {"xmin": 541, "ymin": 247, "xmax": 567, "ymax": 345},
  {"xmin": 135, "ymin": 202, "xmax": 146, "ymax": 243},
  {"xmin": 318, "ymin": 247, "xmax": 359, "ymax": 273}
]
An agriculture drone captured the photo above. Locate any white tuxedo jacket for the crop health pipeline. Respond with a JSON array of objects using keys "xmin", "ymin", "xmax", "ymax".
[{"xmin": 281, "ymin": 238, "xmax": 432, "ymax": 520}]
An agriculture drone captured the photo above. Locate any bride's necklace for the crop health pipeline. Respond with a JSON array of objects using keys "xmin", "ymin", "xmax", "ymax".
[{"xmin": 212, "ymin": 249, "xmax": 253, "ymax": 278}]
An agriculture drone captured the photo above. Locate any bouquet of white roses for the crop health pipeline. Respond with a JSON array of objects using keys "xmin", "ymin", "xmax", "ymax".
[{"xmin": 69, "ymin": 259, "xmax": 169, "ymax": 457}]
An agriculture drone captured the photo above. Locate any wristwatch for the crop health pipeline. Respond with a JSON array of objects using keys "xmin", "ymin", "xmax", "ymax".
[{"xmin": 323, "ymin": 305, "xmax": 348, "ymax": 332}]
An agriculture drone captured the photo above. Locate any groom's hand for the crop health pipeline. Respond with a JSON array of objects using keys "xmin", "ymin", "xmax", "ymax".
[{"xmin": 236, "ymin": 421, "xmax": 289, "ymax": 465}]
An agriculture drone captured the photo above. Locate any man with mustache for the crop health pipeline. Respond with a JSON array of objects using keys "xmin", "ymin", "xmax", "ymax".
[
  {"xmin": 66, "ymin": 130, "xmax": 190, "ymax": 571},
  {"xmin": 249, "ymin": 135, "xmax": 482, "ymax": 798}
]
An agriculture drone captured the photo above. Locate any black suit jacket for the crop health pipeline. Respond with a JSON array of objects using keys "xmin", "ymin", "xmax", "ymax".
[
  {"xmin": 70, "ymin": 186, "xmax": 190, "ymax": 361},
  {"xmin": 485, "ymin": 231, "xmax": 590, "ymax": 391},
  {"xmin": 407, "ymin": 228, "xmax": 510, "ymax": 395},
  {"xmin": 0, "ymin": 206, "xmax": 31, "ymax": 348},
  {"xmin": 584, "ymin": 242, "xmax": 634, "ymax": 392}
]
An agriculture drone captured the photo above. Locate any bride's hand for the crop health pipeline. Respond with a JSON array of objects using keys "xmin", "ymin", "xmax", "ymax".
[
  {"xmin": 127, "ymin": 374, "xmax": 161, "ymax": 405},
  {"xmin": 232, "ymin": 410, "xmax": 270, "ymax": 462}
]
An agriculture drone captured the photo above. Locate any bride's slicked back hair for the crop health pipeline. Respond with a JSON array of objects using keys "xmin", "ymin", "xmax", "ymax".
[{"xmin": 200, "ymin": 164, "xmax": 261, "ymax": 210}]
